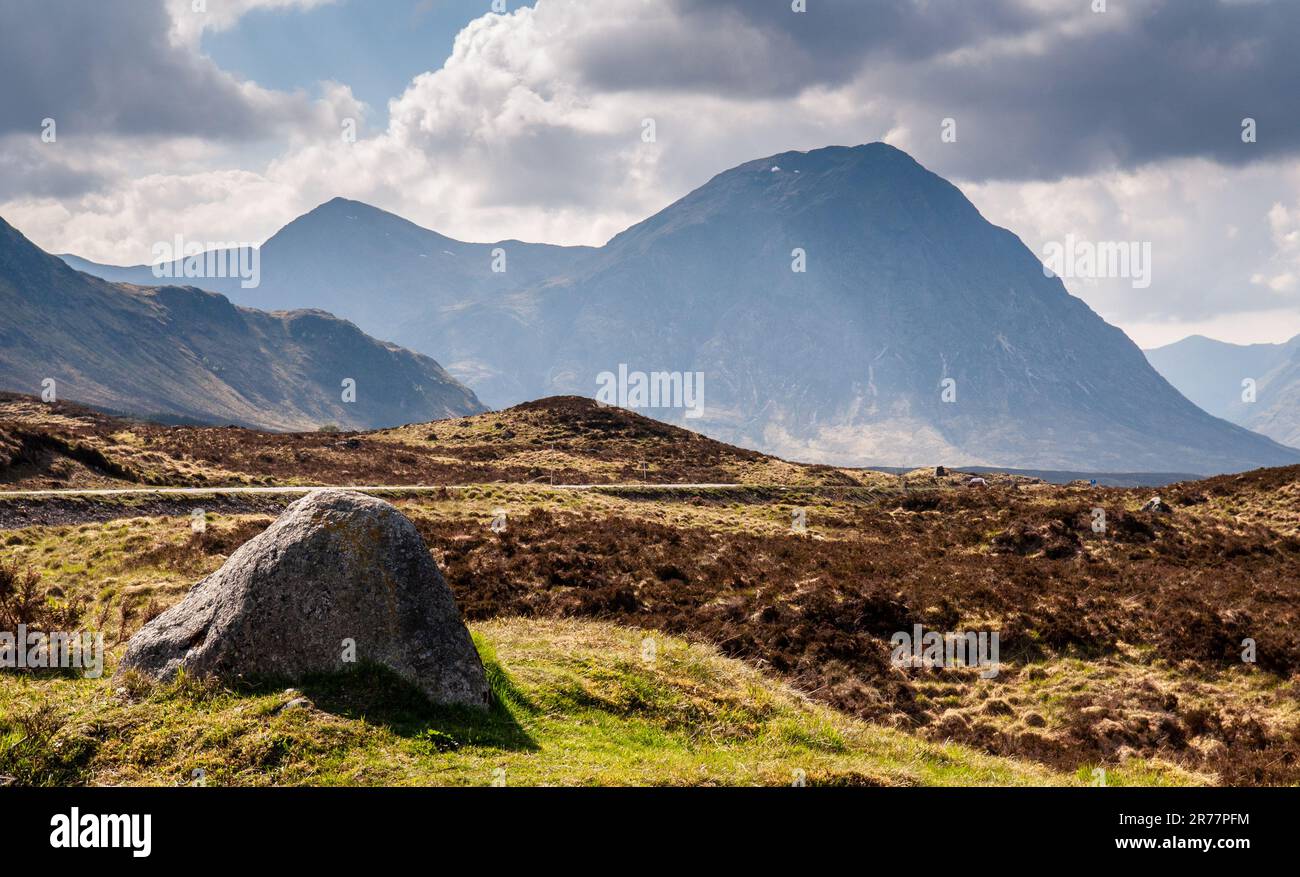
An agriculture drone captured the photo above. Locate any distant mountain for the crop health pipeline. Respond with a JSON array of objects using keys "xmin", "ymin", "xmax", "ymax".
[
  {"xmin": 59, "ymin": 253, "xmax": 184, "ymax": 286},
  {"xmin": 65, "ymin": 144, "xmax": 1300, "ymax": 473},
  {"xmin": 1146, "ymin": 334, "xmax": 1300, "ymax": 449},
  {"xmin": 3, "ymin": 217, "xmax": 484, "ymax": 431},
  {"xmin": 62, "ymin": 202, "xmax": 596, "ymax": 407}
]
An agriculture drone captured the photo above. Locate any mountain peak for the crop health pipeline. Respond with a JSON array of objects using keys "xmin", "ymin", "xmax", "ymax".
[
  {"xmin": 0, "ymin": 212, "xmax": 83, "ymax": 288},
  {"xmin": 278, "ymin": 196, "xmax": 448, "ymax": 246},
  {"xmin": 316, "ymin": 196, "xmax": 370, "ymax": 211},
  {"xmin": 605, "ymin": 140, "xmax": 980, "ymax": 258},
  {"xmin": 754, "ymin": 141, "xmax": 916, "ymax": 169},
  {"xmin": 722, "ymin": 142, "xmax": 928, "ymax": 184},
  {"xmin": 0, "ymin": 213, "xmax": 42, "ymax": 253},
  {"xmin": 303, "ymin": 196, "xmax": 396, "ymax": 220}
]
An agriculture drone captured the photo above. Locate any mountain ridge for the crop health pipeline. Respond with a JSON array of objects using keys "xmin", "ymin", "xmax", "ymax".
[
  {"xmin": 59, "ymin": 143, "xmax": 1300, "ymax": 473},
  {"xmin": 1146, "ymin": 333, "xmax": 1300, "ymax": 448},
  {"xmin": 2, "ymin": 215, "xmax": 486, "ymax": 431}
]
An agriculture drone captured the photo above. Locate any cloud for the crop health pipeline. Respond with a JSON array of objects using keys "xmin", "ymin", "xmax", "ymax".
[
  {"xmin": 0, "ymin": 0, "xmax": 351, "ymax": 141},
  {"xmin": 892, "ymin": 0, "xmax": 1300, "ymax": 180},
  {"xmin": 263, "ymin": 1, "xmax": 914, "ymax": 243},
  {"xmin": 0, "ymin": 139, "xmax": 106, "ymax": 201},
  {"xmin": 963, "ymin": 156, "xmax": 1300, "ymax": 344},
  {"xmin": 4, "ymin": 167, "xmax": 302, "ymax": 264},
  {"xmin": 591, "ymin": 0, "xmax": 1300, "ymax": 182},
  {"xmin": 1248, "ymin": 199, "xmax": 1300, "ymax": 293},
  {"xmin": 640, "ymin": 0, "xmax": 1047, "ymax": 97}
]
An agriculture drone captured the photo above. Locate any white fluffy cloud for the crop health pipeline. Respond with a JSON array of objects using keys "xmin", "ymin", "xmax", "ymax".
[
  {"xmin": 266, "ymin": 2, "xmax": 907, "ymax": 244},
  {"xmin": 964, "ymin": 158, "xmax": 1300, "ymax": 346}
]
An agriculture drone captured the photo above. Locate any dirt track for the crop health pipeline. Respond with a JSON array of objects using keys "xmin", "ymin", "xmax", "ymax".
[
  {"xmin": 0, "ymin": 483, "xmax": 897, "ymax": 529},
  {"xmin": 0, "ymin": 494, "xmax": 295, "ymax": 530}
]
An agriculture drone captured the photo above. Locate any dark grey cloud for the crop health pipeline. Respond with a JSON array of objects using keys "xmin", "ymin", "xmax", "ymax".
[
  {"xmin": 0, "ymin": 140, "xmax": 105, "ymax": 199},
  {"xmin": 8, "ymin": 0, "xmax": 1296, "ymax": 185},
  {"xmin": 909, "ymin": 0, "xmax": 1300, "ymax": 180},
  {"xmin": 571, "ymin": 0, "xmax": 1300, "ymax": 181},
  {"xmin": 0, "ymin": 0, "xmax": 315, "ymax": 141},
  {"xmin": 572, "ymin": 0, "xmax": 1041, "ymax": 99}
]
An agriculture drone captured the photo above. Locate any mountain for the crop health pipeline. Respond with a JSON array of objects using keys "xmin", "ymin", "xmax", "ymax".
[
  {"xmin": 58, "ymin": 253, "xmax": 178, "ymax": 286},
  {"xmin": 2, "ymin": 217, "xmax": 485, "ymax": 431},
  {"xmin": 1146, "ymin": 334, "xmax": 1300, "ymax": 449},
  {"xmin": 62, "ymin": 201, "xmax": 596, "ymax": 407},
  {"xmin": 64, "ymin": 144, "xmax": 1300, "ymax": 473}
]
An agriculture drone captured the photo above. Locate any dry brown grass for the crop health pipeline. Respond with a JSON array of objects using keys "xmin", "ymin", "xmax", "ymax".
[
  {"xmin": 0, "ymin": 393, "xmax": 877, "ymax": 489},
  {"xmin": 3, "ymin": 392, "xmax": 1299, "ymax": 784}
]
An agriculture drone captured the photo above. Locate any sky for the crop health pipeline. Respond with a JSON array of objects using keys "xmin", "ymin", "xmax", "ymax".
[{"xmin": 3, "ymin": 0, "xmax": 1300, "ymax": 348}]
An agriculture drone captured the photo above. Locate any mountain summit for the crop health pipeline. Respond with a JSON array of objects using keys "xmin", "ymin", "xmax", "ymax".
[
  {"xmin": 64, "ymin": 145, "xmax": 1300, "ymax": 472},
  {"xmin": 515, "ymin": 143, "xmax": 1299, "ymax": 472}
]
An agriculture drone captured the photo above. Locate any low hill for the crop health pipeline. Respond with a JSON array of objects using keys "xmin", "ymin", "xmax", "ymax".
[{"xmin": 0, "ymin": 393, "xmax": 884, "ymax": 490}]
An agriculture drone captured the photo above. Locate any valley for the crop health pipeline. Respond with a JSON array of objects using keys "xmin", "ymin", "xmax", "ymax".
[{"xmin": 3, "ymin": 396, "xmax": 1296, "ymax": 786}]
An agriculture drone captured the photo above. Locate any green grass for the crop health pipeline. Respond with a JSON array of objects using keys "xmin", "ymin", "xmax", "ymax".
[
  {"xmin": 0, "ymin": 618, "xmax": 1100, "ymax": 787},
  {"xmin": 1074, "ymin": 760, "xmax": 1198, "ymax": 787}
]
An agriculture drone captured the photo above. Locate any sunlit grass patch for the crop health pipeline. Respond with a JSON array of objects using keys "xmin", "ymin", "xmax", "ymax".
[{"xmin": 0, "ymin": 618, "xmax": 1087, "ymax": 787}]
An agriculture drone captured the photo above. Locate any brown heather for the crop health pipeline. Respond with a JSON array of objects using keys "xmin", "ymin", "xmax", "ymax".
[{"xmin": 2, "ymin": 393, "xmax": 1298, "ymax": 784}]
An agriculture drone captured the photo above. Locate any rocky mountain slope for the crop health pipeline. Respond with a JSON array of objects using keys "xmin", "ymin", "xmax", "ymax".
[
  {"xmin": 2, "ymin": 216, "xmax": 484, "ymax": 430},
  {"xmin": 64, "ymin": 145, "xmax": 1300, "ymax": 473}
]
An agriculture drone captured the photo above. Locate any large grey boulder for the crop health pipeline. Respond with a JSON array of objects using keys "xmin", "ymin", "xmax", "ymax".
[{"xmin": 117, "ymin": 489, "xmax": 489, "ymax": 708}]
